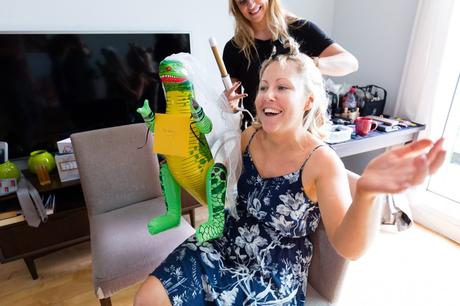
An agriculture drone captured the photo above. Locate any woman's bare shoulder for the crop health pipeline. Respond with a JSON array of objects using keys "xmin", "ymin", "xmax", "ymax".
[
  {"xmin": 240, "ymin": 126, "xmax": 258, "ymax": 153},
  {"xmin": 304, "ymin": 141, "xmax": 345, "ymax": 179}
]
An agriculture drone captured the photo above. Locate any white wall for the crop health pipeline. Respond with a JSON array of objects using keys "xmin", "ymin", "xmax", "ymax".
[
  {"xmin": 331, "ymin": 0, "xmax": 419, "ymax": 115},
  {"xmin": 281, "ymin": 0, "xmax": 419, "ymax": 117},
  {"xmin": 0, "ymin": 0, "xmax": 234, "ymax": 89},
  {"xmin": 284, "ymin": 0, "xmax": 335, "ymax": 34},
  {"xmin": 269, "ymin": 0, "xmax": 420, "ymax": 117}
]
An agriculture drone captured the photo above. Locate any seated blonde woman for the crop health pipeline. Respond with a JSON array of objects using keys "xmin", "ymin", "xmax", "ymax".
[{"xmin": 134, "ymin": 41, "xmax": 445, "ymax": 306}]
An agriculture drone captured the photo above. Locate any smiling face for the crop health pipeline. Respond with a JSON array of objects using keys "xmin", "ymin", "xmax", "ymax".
[
  {"xmin": 255, "ymin": 60, "xmax": 312, "ymax": 134},
  {"xmin": 235, "ymin": 0, "xmax": 268, "ymax": 27}
]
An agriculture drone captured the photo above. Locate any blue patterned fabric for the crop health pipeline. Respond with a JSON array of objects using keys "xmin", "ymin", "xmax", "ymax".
[{"xmin": 152, "ymin": 133, "xmax": 322, "ymax": 305}]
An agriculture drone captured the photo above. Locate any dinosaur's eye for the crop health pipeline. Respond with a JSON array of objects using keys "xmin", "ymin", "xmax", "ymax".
[{"xmin": 166, "ymin": 66, "xmax": 172, "ymax": 71}]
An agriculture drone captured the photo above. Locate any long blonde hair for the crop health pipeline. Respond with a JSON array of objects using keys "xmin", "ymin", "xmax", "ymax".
[
  {"xmin": 228, "ymin": 0, "xmax": 300, "ymax": 64},
  {"xmin": 259, "ymin": 45, "xmax": 328, "ymax": 139}
]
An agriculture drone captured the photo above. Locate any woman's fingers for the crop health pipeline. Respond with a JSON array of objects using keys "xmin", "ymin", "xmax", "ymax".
[
  {"xmin": 364, "ymin": 153, "xmax": 428, "ymax": 192},
  {"xmin": 392, "ymin": 139, "xmax": 433, "ymax": 158},
  {"xmin": 232, "ymin": 93, "xmax": 248, "ymax": 101},
  {"xmin": 429, "ymin": 150, "xmax": 446, "ymax": 174},
  {"xmin": 427, "ymin": 138, "xmax": 444, "ymax": 162},
  {"xmin": 224, "ymin": 81, "xmax": 248, "ymax": 111},
  {"xmin": 362, "ymin": 138, "xmax": 446, "ymax": 195},
  {"xmin": 230, "ymin": 81, "xmax": 241, "ymax": 91},
  {"xmin": 426, "ymin": 138, "xmax": 446, "ymax": 174},
  {"xmin": 225, "ymin": 82, "xmax": 247, "ymax": 100},
  {"xmin": 410, "ymin": 155, "xmax": 429, "ymax": 185},
  {"xmin": 225, "ymin": 81, "xmax": 242, "ymax": 98}
]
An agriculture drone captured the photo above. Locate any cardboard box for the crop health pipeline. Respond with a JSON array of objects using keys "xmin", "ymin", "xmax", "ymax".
[
  {"xmin": 57, "ymin": 138, "xmax": 73, "ymax": 154},
  {"xmin": 55, "ymin": 153, "xmax": 79, "ymax": 182}
]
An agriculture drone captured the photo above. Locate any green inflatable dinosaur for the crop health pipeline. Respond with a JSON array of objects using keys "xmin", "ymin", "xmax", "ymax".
[{"xmin": 137, "ymin": 59, "xmax": 227, "ymax": 242}]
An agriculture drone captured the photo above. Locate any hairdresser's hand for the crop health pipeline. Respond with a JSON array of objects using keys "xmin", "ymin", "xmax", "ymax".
[
  {"xmin": 224, "ymin": 81, "xmax": 247, "ymax": 112},
  {"xmin": 357, "ymin": 138, "xmax": 446, "ymax": 196}
]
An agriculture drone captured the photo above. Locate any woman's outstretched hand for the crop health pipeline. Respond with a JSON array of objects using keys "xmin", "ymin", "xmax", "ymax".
[
  {"xmin": 224, "ymin": 81, "xmax": 247, "ymax": 112},
  {"xmin": 357, "ymin": 138, "xmax": 446, "ymax": 195}
]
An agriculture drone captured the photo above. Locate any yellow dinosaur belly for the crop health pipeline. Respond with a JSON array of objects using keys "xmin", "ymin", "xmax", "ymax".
[
  {"xmin": 167, "ymin": 155, "xmax": 212, "ymax": 206},
  {"xmin": 164, "ymin": 90, "xmax": 213, "ymax": 205},
  {"xmin": 165, "ymin": 129, "xmax": 213, "ymax": 205}
]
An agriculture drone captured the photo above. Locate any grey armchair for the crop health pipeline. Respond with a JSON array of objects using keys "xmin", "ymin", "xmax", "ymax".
[
  {"xmin": 71, "ymin": 123, "xmax": 195, "ymax": 306},
  {"xmin": 306, "ymin": 171, "xmax": 359, "ymax": 305}
]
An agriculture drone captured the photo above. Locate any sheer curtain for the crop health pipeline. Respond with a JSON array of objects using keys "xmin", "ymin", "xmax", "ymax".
[
  {"xmin": 395, "ymin": 0, "xmax": 460, "ymax": 243},
  {"xmin": 394, "ymin": 0, "xmax": 456, "ymax": 128}
]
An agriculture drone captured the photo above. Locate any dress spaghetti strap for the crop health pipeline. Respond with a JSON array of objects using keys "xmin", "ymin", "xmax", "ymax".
[
  {"xmin": 244, "ymin": 129, "xmax": 259, "ymax": 154},
  {"xmin": 299, "ymin": 144, "xmax": 324, "ymax": 173}
]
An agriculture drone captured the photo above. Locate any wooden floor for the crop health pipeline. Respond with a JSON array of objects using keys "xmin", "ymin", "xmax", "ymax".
[{"xmin": 1, "ymin": 206, "xmax": 459, "ymax": 306}]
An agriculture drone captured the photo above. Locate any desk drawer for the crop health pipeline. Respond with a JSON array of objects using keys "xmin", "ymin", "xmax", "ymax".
[{"xmin": 0, "ymin": 208, "xmax": 90, "ymax": 261}]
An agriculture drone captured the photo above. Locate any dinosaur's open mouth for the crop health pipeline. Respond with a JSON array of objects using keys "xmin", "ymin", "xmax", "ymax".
[{"xmin": 160, "ymin": 75, "xmax": 187, "ymax": 83}]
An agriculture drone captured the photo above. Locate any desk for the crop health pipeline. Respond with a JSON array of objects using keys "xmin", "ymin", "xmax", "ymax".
[{"xmin": 330, "ymin": 125, "xmax": 425, "ymax": 158}]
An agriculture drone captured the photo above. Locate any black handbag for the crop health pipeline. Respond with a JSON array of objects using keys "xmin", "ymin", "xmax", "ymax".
[{"xmin": 355, "ymin": 85, "xmax": 387, "ymax": 117}]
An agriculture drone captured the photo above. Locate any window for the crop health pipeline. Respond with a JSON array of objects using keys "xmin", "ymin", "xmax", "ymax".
[
  {"xmin": 427, "ymin": 74, "xmax": 460, "ymax": 204},
  {"xmin": 408, "ymin": 0, "xmax": 460, "ymax": 244}
]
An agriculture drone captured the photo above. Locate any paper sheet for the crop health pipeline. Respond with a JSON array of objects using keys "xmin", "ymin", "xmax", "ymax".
[{"xmin": 153, "ymin": 114, "xmax": 190, "ymax": 157}]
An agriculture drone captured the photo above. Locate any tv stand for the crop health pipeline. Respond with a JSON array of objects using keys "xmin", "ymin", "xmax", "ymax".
[
  {"xmin": 0, "ymin": 170, "xmax": 89, "ymax": 279},
  {"xmin": 0, "ymin": 170, "xmax": 200, "ymax": 280}
]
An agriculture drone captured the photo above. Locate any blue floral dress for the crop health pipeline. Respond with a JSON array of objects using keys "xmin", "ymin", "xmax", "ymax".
[{"xmin": 152, "ymin": 132, "xmax": 322, "ymax": 305}]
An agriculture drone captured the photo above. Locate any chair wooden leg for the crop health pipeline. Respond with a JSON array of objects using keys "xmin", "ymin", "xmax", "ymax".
[
  {"xmin": 99, "ymin": 297, "xmax": 112, "ymax": 306},
  {"xmin": 189, "ymin": 210, "xmax": 196, "ymax": 228}
]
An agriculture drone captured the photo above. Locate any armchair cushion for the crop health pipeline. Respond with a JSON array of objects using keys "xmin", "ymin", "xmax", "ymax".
[
  {"xmin": 90, "ymin": 196, "xmax": 195, "ymax": 298},
  {"xmin": 305, "ymin": 170, "xmax": 358, "ymax": 305},
  {"xmin": 307, "ymin": 285, "xmax": 333, "ymax": 306}
]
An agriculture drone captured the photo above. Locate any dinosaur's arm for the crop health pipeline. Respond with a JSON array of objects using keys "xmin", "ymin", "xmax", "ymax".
[
  {"xmin": 190, "ymin": 98, "xmax": 213, "ymax": 134},
  {"xmin": 137, "ymin": 99, "xmax": 155, "ymax": 131}
]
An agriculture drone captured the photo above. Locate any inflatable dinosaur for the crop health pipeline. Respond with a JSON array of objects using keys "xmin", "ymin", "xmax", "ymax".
[{"xmin": 137, "ymin": 58, "xmax": 229, "ymax": 243}]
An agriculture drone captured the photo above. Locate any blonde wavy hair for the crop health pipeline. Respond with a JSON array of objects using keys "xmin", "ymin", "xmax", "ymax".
[
  {"xmin": 259, "ymin": 43, "xmax": 328, "ymax": 139},
  {"xmin": 228, "ymin": 0, "xmax": 301, "ymax": 64}
]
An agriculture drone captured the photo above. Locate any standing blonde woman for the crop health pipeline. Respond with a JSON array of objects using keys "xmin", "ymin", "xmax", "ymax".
[
  {"xmin": 134, "ymin": 45, "xmax": 444, "ymax": 305},
  {"xmin": 223, "ymin": 0, "xmax": 358, "ymax": 128}
]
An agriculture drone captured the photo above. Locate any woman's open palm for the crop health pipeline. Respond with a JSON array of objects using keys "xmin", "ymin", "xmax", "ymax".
[{"xmin": 358, "ymin": 138, "xmax": 446, "ymax": 195}]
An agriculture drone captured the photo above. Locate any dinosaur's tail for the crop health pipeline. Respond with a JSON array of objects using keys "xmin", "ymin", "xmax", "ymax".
[{"xmin": 211, "ymin": 130, "xmax": 241, "ymax": 216}]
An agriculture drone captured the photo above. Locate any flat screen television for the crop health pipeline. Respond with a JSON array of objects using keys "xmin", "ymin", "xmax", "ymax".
[{"xmin": 0, "ymin": 33, "xmax": 191, "ymax": 159}]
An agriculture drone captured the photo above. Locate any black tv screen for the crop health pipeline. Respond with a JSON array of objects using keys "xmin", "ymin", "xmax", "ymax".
[{"xmin": 0, "ymin": 33, "xmax": 191, "ymax": 159}]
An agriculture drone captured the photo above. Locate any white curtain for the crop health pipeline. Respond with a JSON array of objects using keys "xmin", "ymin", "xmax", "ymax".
[
  {"xmin": 394, "ymin": 0, "xmax": 456, "ymax": 126},
  {"xmin": 397, "ymin": 0, "xmax": 460, "ymax": 243}
]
